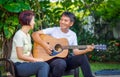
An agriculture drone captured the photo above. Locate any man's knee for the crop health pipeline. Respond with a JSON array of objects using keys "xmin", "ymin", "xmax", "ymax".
[
  {"xmin": 56, "ymin": 59, "xmax": 66, "ymax": 68},
  {"xmin": 36, "ymin": 62, "xmax": 50, "ymax": 70},
  {"xmin": 50, "ymin": 59, "xmax": 66, "ymax": 77},
  {"xmin": 51, "ymin": 59, "xmax": 67, "ymax": 70}
]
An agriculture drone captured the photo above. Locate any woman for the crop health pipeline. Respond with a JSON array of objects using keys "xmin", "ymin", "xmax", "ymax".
[{"xmin": 10, "ymin": 10, "xmax": 49, "ymax": 77}]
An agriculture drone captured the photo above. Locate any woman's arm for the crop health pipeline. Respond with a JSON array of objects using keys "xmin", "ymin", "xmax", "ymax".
[{"xmin": 16, "ymin": 47, "xmax": 43, "ymax": 62}]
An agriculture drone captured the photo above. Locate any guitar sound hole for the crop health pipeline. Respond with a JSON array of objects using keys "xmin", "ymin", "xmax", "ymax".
[{"xmin": 55, "ymin": 44, "xmax": 63, "ymax": 52}]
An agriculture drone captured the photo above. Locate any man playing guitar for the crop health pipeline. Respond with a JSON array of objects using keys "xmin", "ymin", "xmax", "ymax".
[{"xmin": 32, "ymin": 11, "xmax": 95, "ymax": 77}]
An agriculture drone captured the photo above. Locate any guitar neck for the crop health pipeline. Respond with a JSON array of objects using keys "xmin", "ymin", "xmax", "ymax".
[
  {"xmin": 62, "ymin": 44, "xmax": 107, "ymax": 50},
  {"xmin": 63, "ymin": 45, "xmax": 87, "ymax": 49}
]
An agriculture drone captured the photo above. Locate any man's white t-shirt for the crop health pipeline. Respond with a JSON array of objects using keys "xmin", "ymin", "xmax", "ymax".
[
  {"xmin": 10, "ymin": 30, "xmax": 32, "ymax": 62},
  {"xmin": 42, "ymin": 27, "xmax": 78, "ymax": 45}
]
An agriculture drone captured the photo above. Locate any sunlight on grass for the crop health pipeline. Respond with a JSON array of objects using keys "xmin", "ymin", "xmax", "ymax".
[
  {"xmin": 91, "ymin": 62, "xmax": 120, "ymax": 72},
  {"xmin": 63, "ymin": 62, "xmax": 120, "ymax": 77}
]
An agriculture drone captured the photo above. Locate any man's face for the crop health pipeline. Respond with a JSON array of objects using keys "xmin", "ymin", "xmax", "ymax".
[{"xmin": 59, "ymin": 15, "xmax": 73, "ymax": 30}]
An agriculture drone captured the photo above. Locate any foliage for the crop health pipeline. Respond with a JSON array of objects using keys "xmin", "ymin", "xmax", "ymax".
[
  {"xmin": 0, "ymin": 0, "xmax": 120, "ymax": 62},
  {"xmin": 0, "ymin": 0, "xmax": 32, "ymax": 57},
  {"xmin": 0, "ymin": 0, "xmax": 31, "ymax": 39}
]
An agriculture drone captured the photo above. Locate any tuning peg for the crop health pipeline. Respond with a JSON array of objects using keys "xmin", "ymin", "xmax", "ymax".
[
  {"xmin": 97, "ymin": 49, "xmax": 99, "ymax": 52},
  {"xmin": 102, "ymin": 44, "xmax": 107, "ymax": 50},
  {"xmin": 95, "ymin": 44, "xmax": 107, "ymax": 51}
]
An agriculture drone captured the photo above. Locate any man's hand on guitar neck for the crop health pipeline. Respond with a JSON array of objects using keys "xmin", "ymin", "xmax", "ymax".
[
  {"xmin": 85, "ymin": 44, "xmax": 95, "ymax": 52},
  {"xmin": 73, "ymin": 44, "xmax": 94, "ymax": 55}
]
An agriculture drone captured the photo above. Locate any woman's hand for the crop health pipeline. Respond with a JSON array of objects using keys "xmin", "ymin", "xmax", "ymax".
[{"xmin": 33, "ymin": 58, "xmax": 44, "ymax": 62}]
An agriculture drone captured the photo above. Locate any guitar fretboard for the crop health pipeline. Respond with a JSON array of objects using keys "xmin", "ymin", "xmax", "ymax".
[
  {"xmin": 63, "ymin": 45, "xmax": 87, "ymax": 49},
  {"xmin": 58, "ymin": 44, "xmax": 106, "ymax": 50}
]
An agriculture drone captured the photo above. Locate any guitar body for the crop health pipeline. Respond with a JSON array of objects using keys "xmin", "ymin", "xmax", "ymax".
[{"xmin": 33, "ymin": 34, "xmax": 69, "ymax": 61}]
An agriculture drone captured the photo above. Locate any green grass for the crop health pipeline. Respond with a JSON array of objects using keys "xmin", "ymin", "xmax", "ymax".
[
  {"xmin": 63, "ymin": 62, "xmax": 120, "ymax": 77},
  {"xmin": 1, "ymin": 62, "xmax": 120, "ymax": 77},
  {"xmin": 91, "ymin": 62, "xmax": 120, "ymax": 72}
]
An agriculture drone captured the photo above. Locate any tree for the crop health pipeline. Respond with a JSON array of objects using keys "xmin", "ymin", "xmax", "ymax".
[{"xmin": 0, "ymin": 0, "xmax": 120, "ymax": 61}]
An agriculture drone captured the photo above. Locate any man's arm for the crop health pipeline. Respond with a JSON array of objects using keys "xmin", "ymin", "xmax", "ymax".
[
  {"xmin": 73, "ymin": 45, "xmax": 94, "ymax": 55},
  {"xmin": 32, "ymin": 30, "xmax": 52, "ymax": 54},
  {"xmin": 32, "ymin": 30, "xmax": 44, "ymax": 44}
]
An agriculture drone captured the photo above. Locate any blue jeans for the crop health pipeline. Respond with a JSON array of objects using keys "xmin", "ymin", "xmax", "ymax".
[
  {"xmin": 15, "ymin": 62, "xmax": 49, "ymax": 77},
  {"xmin": 48, "ymin": 54, "xmax": 93, "ymax": 77}
]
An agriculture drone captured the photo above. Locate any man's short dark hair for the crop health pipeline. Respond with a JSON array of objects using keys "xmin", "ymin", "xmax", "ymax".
[{"xmin": 61, "ymin": 11, "xmax": 76, "ymax": 23}]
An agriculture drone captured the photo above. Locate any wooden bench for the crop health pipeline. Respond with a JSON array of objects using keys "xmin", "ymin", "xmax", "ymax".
[{"xmin": 0, "ymin": 39, "xmax": 80, "ymax": 77}]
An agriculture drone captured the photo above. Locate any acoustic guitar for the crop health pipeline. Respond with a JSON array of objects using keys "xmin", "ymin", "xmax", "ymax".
[{"xmin": 33, "ymin": 34, "xmax": 107, "ymax": 61}]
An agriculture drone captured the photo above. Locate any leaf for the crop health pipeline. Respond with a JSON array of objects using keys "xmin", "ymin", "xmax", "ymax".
[
  {"xmin": 5, "ymin": 16, "xmax": 19, "ymax": 26},
  {"xmin": 0, "ymin": 0, "xmax": 7, "ymax": 4},
  {"xmin": 4, "ymin": 25, "xmax": 15, "ymax": 39},
  {"xmin": 20, "ymin": 2, "xmax": 31, "ymax": 11},
  {"xmin": 4, "ymin": 3, "xmax": 21, "ymax": 13}
]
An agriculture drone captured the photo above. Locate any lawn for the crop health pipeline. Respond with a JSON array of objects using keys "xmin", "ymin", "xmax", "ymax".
[
  {"xmin": 63, "ymin": 62, "xmax": 120, "ymax": 77},
  {"xmin": 0, "ymin": 62, "xmax": 120, "ymax": 77}
]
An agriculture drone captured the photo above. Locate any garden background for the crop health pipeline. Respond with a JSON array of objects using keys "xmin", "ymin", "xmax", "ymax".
[{"xmin": 0, "ymin": 0, "xmax": 120, "ymax": 77}]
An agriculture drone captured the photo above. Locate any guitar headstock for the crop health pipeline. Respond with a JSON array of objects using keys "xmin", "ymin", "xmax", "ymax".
[{"xmin": 95, "ymin": 44, "xmax": 107, "ymax": 51}]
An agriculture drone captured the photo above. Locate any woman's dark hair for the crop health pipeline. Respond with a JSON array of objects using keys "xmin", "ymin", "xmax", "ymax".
[
  {"xmin": 61, "ymin": 11, "xmax": 76, "ymax": 23},
  {"xmin": 19, "ymin": 10, "xmax": 35, "ymax": 26}
]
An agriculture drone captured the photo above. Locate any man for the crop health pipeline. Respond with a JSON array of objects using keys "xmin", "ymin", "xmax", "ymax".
[{"xmin": 32, "ymin": 11, "xmax": 94, "ymax": 77}]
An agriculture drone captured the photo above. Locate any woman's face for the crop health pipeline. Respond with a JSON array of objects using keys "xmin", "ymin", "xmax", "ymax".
[{"xmin": 30, "ymin": 16, "xmax": 35, "ymax": 29}]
